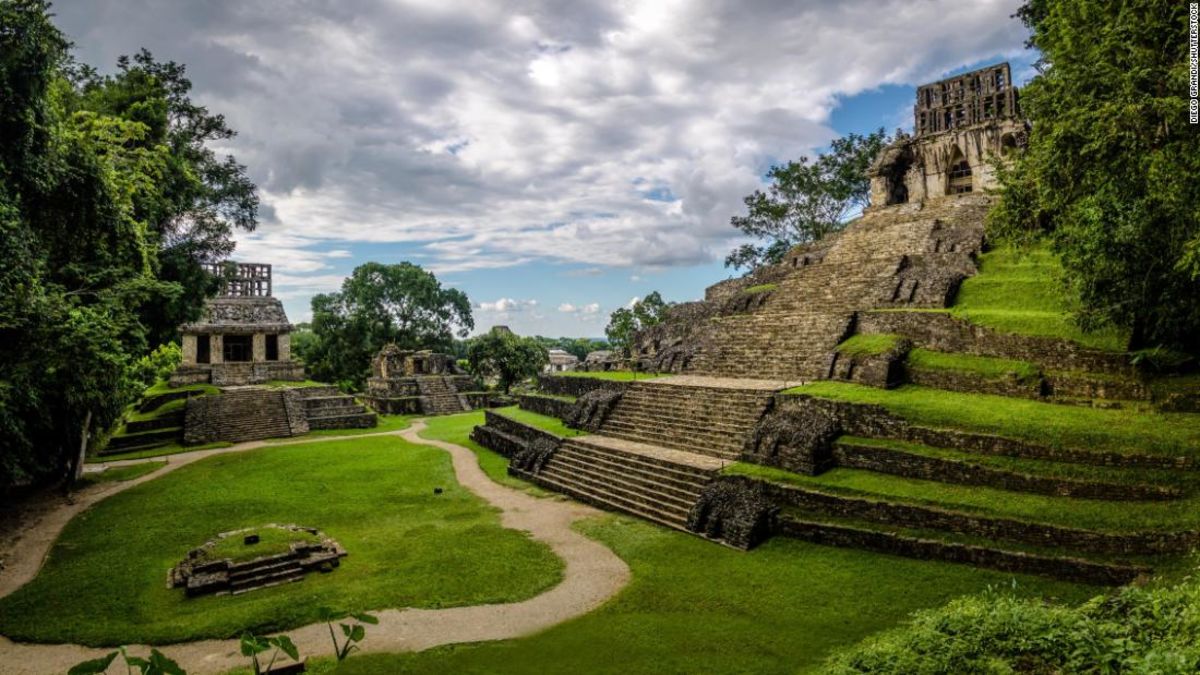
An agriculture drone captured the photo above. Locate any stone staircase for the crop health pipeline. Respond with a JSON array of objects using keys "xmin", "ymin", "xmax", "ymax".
[
  {"xmin": 417, "ymin": 376, "xmax": 469, "ymax": 415},
  {"xmin": 525, "ymin": 435, "xmax": 722, "ymax": 530},
  {"xmin": 197, "ymin": 388, "xmax": 295, "ymax": 443},
  {"xmin": 292, "ymin": 386, "xmax": 378, "ymax": 430},
  {"xmin": 598, "ymin": 381, "xmax": 776, "ymax": 459}
]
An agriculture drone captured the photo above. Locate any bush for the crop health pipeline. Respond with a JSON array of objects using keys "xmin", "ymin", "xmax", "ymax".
[
  {"xmin": 130, "ymin": 342, "xmax": 181, "ymax": 387},
  {"xmin": 824, "ymin": 573, "xmax": 1200, "ymax": 674}
]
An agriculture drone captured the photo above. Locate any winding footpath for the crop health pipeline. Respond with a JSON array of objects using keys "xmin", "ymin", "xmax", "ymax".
[{"xmin": 0, "ymin": 421, "xmax": 631, "ymax": 674}]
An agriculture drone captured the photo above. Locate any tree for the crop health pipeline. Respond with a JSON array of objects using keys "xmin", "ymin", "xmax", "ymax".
[
  {"xmin": 466, "ymin": 329, "xmax": 548, "ymax": 393},
  {"xmin": 990, "ymin": 0, "xmax": 1200, "ymax": 352},
  {"xmin": 605, "ymin": 292, "xmax": 670, "ymax": 355},
  {"xmin": 305, "ymin": 262, "xmax": 473, "ymax": 388},
  {"xmin": 726, "ymin": 129, "xmax": 888, "ymax": 270},
  {"xmin": 0, "ymin": 1, "xmax": 258, "ymax": 487}
]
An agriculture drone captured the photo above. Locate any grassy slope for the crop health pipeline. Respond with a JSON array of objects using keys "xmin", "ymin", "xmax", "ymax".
[
  {"xmin": 0, "ymin": 436, "xmax": 562, "ymax": 645},
  {"xmin": 491, "ymin": 406, "xmax": 586, "ymax": 438},
  {"xmin": 837, "ymin": 334, "xmax": 904, "ymax": 357},
  {"xmin": 785, "ymin": 382, "xmax": 1200, "ymax": 458},
  {"xmin": 949, "ymin": 245, "xmax": 1127, "ymax": 352},
  {"xmin": 907, "ymin": 348, "xmax": 1041, "ymax": 382},
  {"xmin": 336, "ymin": 517, "xmax": 1096, "ymax": 675},
  {"xmin": 88, "ymin": 441, "xmax": 234, "ymax": 463},
  {"xmin": 725, "ymin": 462, "xmax": 1200, "ymax": 533},
  {"xmin": 549, "ymin": 371, "xmax": 663, "ymax": 381}
]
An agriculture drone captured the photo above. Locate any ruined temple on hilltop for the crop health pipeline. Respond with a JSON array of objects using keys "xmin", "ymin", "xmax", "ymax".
[
  {"xmin": 170, "ymin": 262, "xmax": 306, "ymax": 387},
  {"xmin": 363, "ymin": 344, "xmax": 488, "ymax": 415},
  {"xmin": 868, "ymin": 62, "xmax": 1026, "ymax": 207}
]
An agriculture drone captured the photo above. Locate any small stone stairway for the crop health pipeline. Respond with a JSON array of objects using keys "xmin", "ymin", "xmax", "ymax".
[
  {"xmin": 417, "ymin": 376, "xmax": 469, "ymax": 415},
  {"xmin": 292, "ymin": 386, "xmax": 377, "ymax": 429},
  {"xmin": 598, "ymin": 380, "xmax": 776, "ymax": 459},
  {"xmin": 526, "ymin": 435, "xmax": 724, "ymax": 530},
  {"xmin": 206, "ymin": 388, "xmax": 295, "ymax": 442},
  {"xmin": 227, "ymin": 552, "xmax": 308, "ymax": 595}
]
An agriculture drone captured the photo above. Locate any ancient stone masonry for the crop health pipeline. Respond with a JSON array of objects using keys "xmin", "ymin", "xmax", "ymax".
[
  {"xmin": 687, "ymin": 476, "xmax": 778, "ymax": 550},
  {"xmin": 363, "ymin": 345, "xmax": 486, "ymax": 415},
  {"xmin": 183, "ymin": 388, "xmax": 307, "ymax": 445},
  {"xmin": 171, "ymin": 262, "xmax": 306, "ymax": 387},
  {"xmin": 168, "ymin": 524, "xmax": 346, "ymax": 597},
  {"xmin": 562, "ymin": 389, "xmax": 623, "ymax": 432}
]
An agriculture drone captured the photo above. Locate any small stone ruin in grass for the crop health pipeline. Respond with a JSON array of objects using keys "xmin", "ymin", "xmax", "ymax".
[{"xmin": 168, "ymin": 524, "xmax": 346, "ymax": 597}]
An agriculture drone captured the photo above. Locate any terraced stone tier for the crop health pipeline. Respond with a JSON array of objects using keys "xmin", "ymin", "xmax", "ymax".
[
  {"xmin": 597, "ymin": 379, "xmax": 778, "ymax": 459},
  {"xmin": 417, "ymin": 375, "xmax": 470, "ymax": 415},
  {"xmin": 291, "ymin": 387, "xmax": 378, "ymax": 430},
  {"xmin": 517, "ymin": 435, "xmax": 724, "ymax": 531}
]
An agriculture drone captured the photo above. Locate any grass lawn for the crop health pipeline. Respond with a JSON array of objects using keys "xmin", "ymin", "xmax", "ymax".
[
  {"xmin": 907, "ymin": 348, "xmax": 1041, "ymax": 382},
  {"xmin": 0, "ymin": 435, "xmax": 562, "ymax": 646},
  {"xmin": 725, "ymin": 462, "xmax": 1200, "ymax": 533},
  {"xmin": 549, "ymin": 371, "xmax": 663, "ymax": 381},
  {"xmin": 78, "ymin": 461, "xmax": 166, "ymax": 486},
  {"xmin": 949, "ymin": 245, "xmax": 1127, "ymax": 352},
  {"xmin": 837, "ymin": 334, "xmax": 904, "ymax": 357},
  {"xmin": 88, "ymin": 441, "xmax": 234, "ymax": 463},
  {"xmin": 144, "ymin": 380, "xmax": 220, "ymax": 397},
  {"xmin": 785, "ymin": 382, "xmax": 1200, "ymax": 458},
  {"xmin": 418, "ymin": 412, "xmax": 545, "ymax": 494},
  {"xmin": 204, "ymin": 526, "xmax": 322, "ymax": 563},
  {"xmin": 334, "ymin": 516, "xmax": 1097, "ymax": 675},
  {"xmin": 491, "ymin": 406, "xmax": 586, "ymax": 438}
]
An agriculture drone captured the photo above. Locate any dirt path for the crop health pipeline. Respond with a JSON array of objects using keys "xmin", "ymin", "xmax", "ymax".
[{"xmin": 0, "ymin": 421, "xmax": 630, "ymax": 674}]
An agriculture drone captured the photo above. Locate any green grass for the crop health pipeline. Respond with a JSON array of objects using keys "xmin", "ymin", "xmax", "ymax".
[
  {"xmin": 836, "ymin": 334, "xmax": 905, "ymax": 357},
  {"xmin": 549, "ymin": 371, "xmax": 663, "ymax": 381},
  {"xmin": 418, "ymin": 411, "xmax": 545, "ymax": 493},
  {"xmin": 89, "ymin": 441, "xmax": 234, "ymax": 463},
  {"xmin": 334, "ymin": 517, "xmax": 1096, "ymax": 675},
  {"xmin": 907, "ymin": 348, "xmax": 1041, "ymax": 382},
  {"xmin": 78, "ymin": 461, "xmax": 167, "ymax": 486},
  {"xmin": 144, "ymin": 380, "xmax": 220, "ymax": 397},
  {"xmin": 949, "ymin": 245, "xmax": 1128, "ymax": 352},
  {"xmin": 0, "ymin": 436, "xmax": 562, "ymax": 645},
  {"xmin": 125, "ymin": 397, "xmax": 187, "ymax": 423},
  {"xmin": 204, "ymin": 526, "xmax": 323, "ymax": 564},
  {"xmin": 784, "ymin": 382, "xmax": 1200, "ymax": 458},
  {"xmin": 725, "ymin": 462, "xmax": 1200, "ymax": 533},
  {"xmin": 491, "ymin": 406, "xmax": 586, "ymax": 438}
]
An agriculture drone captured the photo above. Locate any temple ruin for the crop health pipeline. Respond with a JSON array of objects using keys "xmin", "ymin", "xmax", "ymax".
[
  {"xmin": 171, "ymin": 262, "xmax": 306, "ymax": 387},
  {"xmin": 363, "ymin": 345, "xmax": 488, "ymax": 415},
  {"xmin": 868, "ymin": 62, "xmax": 1026, "ymax": 207}
]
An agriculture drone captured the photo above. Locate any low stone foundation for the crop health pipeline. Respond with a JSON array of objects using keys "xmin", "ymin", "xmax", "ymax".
[
  {"xmin": 168, "ymin": 525, "xmax": 346, "ymax": 597},
  {"xmin": 537, "ymin": 374, "xmax": 630, "ymax": 398},
  {"xmin": 470, "ymin": 410, "xmax": 562, "ymax": 459},
  {"xmin": 517, "ymin": 393, "xmax": 574, "ymax": 420}
]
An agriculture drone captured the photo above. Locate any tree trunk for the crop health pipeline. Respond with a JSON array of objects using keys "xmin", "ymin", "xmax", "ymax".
[{"xmin": 68, "ymin": 410, "xmax": 92, "ymax": 491}]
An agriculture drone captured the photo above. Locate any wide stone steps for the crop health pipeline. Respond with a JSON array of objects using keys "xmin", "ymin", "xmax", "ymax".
[
  {"xmin": 416, "ymin": 376, "xmax": 469, "ymax": 414},
  {"xmin": 519, "ymin": 438, "xmax": 718, "ymax": 531},
  {"xmin": 597, "ymin": 423, "xmax": 744, "ymax": 459}
]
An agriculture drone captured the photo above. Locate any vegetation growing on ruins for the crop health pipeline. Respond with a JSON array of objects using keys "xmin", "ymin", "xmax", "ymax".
[
  {"xmin": 0, "ymin": 0, "xmax": 259, "ymax": 487},
  {"xmin": 906, "ymin": 349, "xmax": 1041, "ymax": 383},
  {"xmin": 301, "ymin": 262, "xmax": 474, "ymax": 390},
  {"xmin": 0, "ymin": 435, "xmax": 562, "ymax": 645},
  {"xmin": 492, "ymin": 407, "xmax": 586, "ymax": 438},
  {"xmin": 466, "ymin": 329, "xmax": 548, "ymax": 393},
  {"xmin": 725, "ymin": 129, "xmax": 888, "ymax": 270},
  {"xmin": 824, "ymin": 572, "xmax": 1200, "ymax": 673},
  {"xmin": 786, "ymin": 382, "xmax": 1200, "ymax": 457},
  {"xmin": 989, "ymin": 0, "xmax": 1200, "ymax": 352},
  {"xmin": 336, "ymin": 516, "xmax": 1094, "ymax": 675},
  {"xmin": 835, "ymin": 334, "xmax": 904, "ymax": 357},
  {"xmin": 948, "ymin": 244, "xmax": 1127, "ymax": 351}
]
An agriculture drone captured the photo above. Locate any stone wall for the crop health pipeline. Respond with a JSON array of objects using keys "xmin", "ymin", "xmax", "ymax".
[
  {"xmin": 536, "ymin": 374, "xmax": 630, "ymax": 397},
  {"xmin": 776, "ymin": 394, "xmax": 1192, "ymax": 470},
  {"xmin": 518, "ymin": 393, "xmax": 574, "ymax": 420},
  {"xmin": 470, "ymin": 410, "xmax": 562, "ymax": 458},
  {"xmin": 858, "ymin": 311, "xmax": 1130, "ymax": 375},
  {"xmin": 905, "ymin": 365, "xmax": 1043, "ymax": 399}
]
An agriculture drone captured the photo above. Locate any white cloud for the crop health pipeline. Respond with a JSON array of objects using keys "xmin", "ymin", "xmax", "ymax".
[
  {"xmin": 58, "ymin": 0, "xmax": 1031, "ymax": 315},
  {"xmin": 557, "ymin": 303, "xmax": 577, "ymax": 313},
  {"xmin": 558, "ymin": 302, "xmax": 602, "ymax": 315},
  {"xmin": 478, "ymin": 298, "xmax": 537, "ymax": 312},
  {"xmin": 581, "ymin": 302, "xmax": 600, "ymax": 314}
]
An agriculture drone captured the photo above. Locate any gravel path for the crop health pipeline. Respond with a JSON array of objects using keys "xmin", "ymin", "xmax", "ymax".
[{"xmin": 0, "ymin": 421, "xmax": 630, "ymax": 674}]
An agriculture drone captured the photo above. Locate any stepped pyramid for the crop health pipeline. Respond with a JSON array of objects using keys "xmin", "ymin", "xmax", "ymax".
[{"xmin": 474, "ymin": 62, "xmax": 1200, "ymax": 585}]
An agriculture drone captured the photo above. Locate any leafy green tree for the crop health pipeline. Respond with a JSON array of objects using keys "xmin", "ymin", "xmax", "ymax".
[
  {"xmin": 466, "ymin": 328, "xmax": 548, "ymax": 393},
  {"xmin": 305, "ymin": 262, "xmax": 473, "ymax": 388},
  {"xmin": 605, "ymin": 291, "xmax": 669, "ymax": 355},
  {"xmin": 0, "ymin": 1, "xmax": 258, "ymax": 486},
  {"xmin": 990, "ymin": 0, "xmax": 1200, "ymax": 351},
  {"xmin": 726, "ymin": 129, "xmax": 888, "ymax": 270}
]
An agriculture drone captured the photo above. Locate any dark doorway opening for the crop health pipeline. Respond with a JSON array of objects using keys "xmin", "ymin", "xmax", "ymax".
[
  {"xmin": 265, "ymin": 334, "xmax": 279, "ymax": 361},
  {"xmin": 224, "ymin": 335, "xmax": 253, "ymax": 362},
  {"xmin": 197, "ymin": 336, "xmax": 211, "ymax": 364}
]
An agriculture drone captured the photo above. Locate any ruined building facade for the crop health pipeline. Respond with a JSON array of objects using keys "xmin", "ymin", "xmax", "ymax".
[
  {"xmin": 171, "ymin": 262, "xmax": 306, "ymax": 387},
  {"xmin": 868, "ymin": 62, "xmax": 1026, "ymax": 207}
]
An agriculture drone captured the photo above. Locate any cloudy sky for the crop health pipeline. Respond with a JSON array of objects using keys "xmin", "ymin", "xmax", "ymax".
[{"xmin": 56, "ymin": 0, "xmax": 1035, "ymax": 337}]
